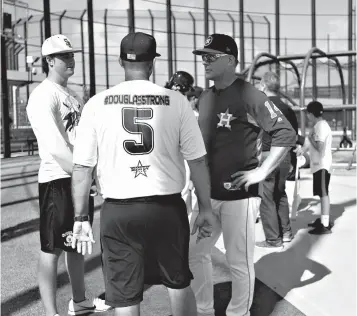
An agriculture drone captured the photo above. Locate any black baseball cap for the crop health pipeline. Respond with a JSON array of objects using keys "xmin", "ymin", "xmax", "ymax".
[
  {"xmin": 307, "ymin": 101, "xmax": 324, "ymax": 117},
  {"xmin": 120, "ymin": 32, "xmax": 161, "ymax": 62},
  {"xmin": 192, "ymin": 34, "xmax": 238, "ymax": 59}
]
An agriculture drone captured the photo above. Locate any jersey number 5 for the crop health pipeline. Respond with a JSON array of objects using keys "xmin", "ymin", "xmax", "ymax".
[
  {"xmin": 264, "ymin": 101, "xmax": 282, "ymax": 119},
  {"xmin": 122, "ymin": 107, "xmax": 154, "ymax": 155}
]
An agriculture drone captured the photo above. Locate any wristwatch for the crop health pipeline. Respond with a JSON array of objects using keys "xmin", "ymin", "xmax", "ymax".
[{"xmin": 74, "ymin": 215, "xmax": 90, "ymax": 222}]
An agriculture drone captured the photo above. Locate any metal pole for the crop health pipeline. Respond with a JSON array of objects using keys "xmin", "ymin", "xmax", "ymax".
[
  {"xmin": 148, "ymin": 10, "xmax": 156, "ymax": 83},
  {"xmin": 40, "ymin": 17, "xmax": 44, "ymax": 45},
  {"xmin": 87, "ymin": 0, "xmax": 96, "ymax": 97},
  {"xmin": 43, "ymin": 0, "xmax": 51, "ymax": 39},
  {"xmin": 59, "ymin": 10, "xmax": 66, "ymax": 34},
  {"xmin": 227, "ymin": 13, "xmax": 235, "ymax": 39},
  {"xmin": 247, "ymin": 15, "xmax": 254, "ymax": 63},
  {"xmin": 172, "ymin": 13, "xmax": 177, "ymax": 73},
  {"xmin": 204, "ymin": 0, "xmax": 209, "ymax": 88},
  {"xmin": 239, "ymin": 0, "xmax": 245, "ymax": 71},
  {"xmin": 189, "ymin": 12, "xmax": 197, "ymax": 85},
  {"xmin": 104, "ymin": 9, "xmax": 109, "ymax": 89},
  {"xmin": 275, "ymin": 0, "xmax": 280, "ymax": 77},
  {"xmin": 1, "ymin": 0, "xmax": 11, "ymax": 158},
  {"xmin": 264, "ymin": 16, "xmax": 271, "ymax": 70},
  {"xmin": 80, "ymin": 10, "xmax": 86, "ymax": 88},
  {"xmin": 327, "ymin": 34, "xmax": 330, "ymax": 97},
  {"xmin": 209, "ymin": 12, "xmax": 216, "ymax": 34},
  {"xmin": 311, "ymin": 0, "xmax": 317, "ymax": 100},
  {"xmin": 129, "ymin": 0, "xmax": 135, "ymax": 33},
  {"xmin": 285, "ymin": 37, "xmax": 287, "ymax": 93},
  {"xmin": 24, "ymin": 20, "xmax": 29, "ymax": 101},
  {"xmin": 348, "ymin": 0, "xmax": 353, "ymax": 104},
  {"xmin": 166, "ymin": 0, "xmax": 173, "ymax": 79}
]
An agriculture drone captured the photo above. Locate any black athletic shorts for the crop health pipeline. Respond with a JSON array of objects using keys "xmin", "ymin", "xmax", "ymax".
[
  {"xmin": 313, "ymin": 169, "xmax": 331, "ymax": 197},
  {"xmin": 100, "ymin": 194, "xmax": 193, "ymax": 308},
  {"xmin": 39, "ymin": 177, "xmax": 94, "ymax": 253}
]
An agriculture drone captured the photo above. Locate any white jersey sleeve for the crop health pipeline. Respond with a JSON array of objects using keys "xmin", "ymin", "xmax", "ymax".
[
  {"xmin": 73, "ymin": 98, "xmax": 98, "ymax": 167},
  {"xmin": 179, "ymin": 98, "xmax": 207, "ymax": 161}
]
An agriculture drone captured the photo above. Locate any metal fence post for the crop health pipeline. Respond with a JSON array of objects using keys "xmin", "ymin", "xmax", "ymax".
[
  {"xmin": 80, "ymin": 9, "xmax": 87, "ymax": 88},
  {"xmin": 43, "ymin": 0, "xmax": 51, "ymax": 39},
  {"xmin": 59, "ymin": 10, "xmax": 66, "ymax": 34},
  {"xmin": 311, "ymin": 0, "xmax": 317, "ymax": 100},
  {"xmin": 87, "ymin": 0, "xmax": 96, "ymax": 96},
  {"xmin": 227, "ymin": 13, "xmax": 235, "ymax": 39},
  {"xmin": 129, "ymin": 0, "xmax": 135, "ymax": 33},
  {"xmin": 275, "ymin": 0, "xmax": 280, "ymax": 76},
  {"xmin": 104, "ymin": 9, "xmax": 109, "ymax": 89},
  {"xmin": 204, "ymin": 0, "xmax": 209, "ymax": 88},
  {"xmin": 189, "ymin": 12, "xmax": 197, "ymax": 84},
  {"xmin": 172, "ymin": 13, "xmax": 177, "ymax": 73},
  {"xmin": 247, "ymin": 15, "xmax": 255, "ymax": 63},
  {"xmin": 166, "ymin": 0, "xmax": 173, "ymax": 79},
  {"xmin": 148, "ymin": 9, "xmax": 156, "ymax": 83},
  {"xmin": 263, "ymin": 16, "xmax": 271, "ymax": 70},
  {"xmin": 239, "ymin": 0, "xmax": 245, "ymax": 71},
  {"xmin": 208, "ymin": 12, "xmax": 216, "ymax": 34}
]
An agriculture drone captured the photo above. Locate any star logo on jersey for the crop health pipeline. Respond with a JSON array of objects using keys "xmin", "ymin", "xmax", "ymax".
[
  {"xmin": 130, "ymin": 160, "xmax": 150, "ymax": 178},
  {"xmin": 217, "ymin": 108, "xmax": 237, "ymax": 130}
]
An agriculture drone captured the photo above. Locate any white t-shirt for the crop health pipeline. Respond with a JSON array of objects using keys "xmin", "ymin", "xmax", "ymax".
[
  {"xmin": 73, "ymin": 80, "xmax": 206, "ymax": 199},
  {"xmin": 309, "ymin": 119, "xmax": 332, "ymax": 173},
  {"xmin": 27, "ymin": 79, "xmax": 83, "ymax": 183}
]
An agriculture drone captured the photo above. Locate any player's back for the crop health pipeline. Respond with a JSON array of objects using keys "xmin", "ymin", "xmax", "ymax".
[{"xmin": 88, "ymin": 80, "xmax": 197, "ymax": 199}]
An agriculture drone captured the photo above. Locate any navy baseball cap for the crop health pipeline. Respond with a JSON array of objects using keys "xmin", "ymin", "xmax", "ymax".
[
  {"xmin": 120, "ymin": 32, "xmax": 161, "ymax": 62},
  {"xmin": 192, "ymin": 34, "xmax": 238, "ymax": 59}
]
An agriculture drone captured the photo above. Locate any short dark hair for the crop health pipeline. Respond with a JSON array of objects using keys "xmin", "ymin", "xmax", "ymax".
[
  {"xmin": 261, "ymin": 71, "xmax": 280, "ymax": 93},
  {"xmin": 42, "ymin": 57, "xmax": 49, "ymax": 76},
  {"xmin": 306, "ymin": 101, "xmax": 324, "ymax": 117}
]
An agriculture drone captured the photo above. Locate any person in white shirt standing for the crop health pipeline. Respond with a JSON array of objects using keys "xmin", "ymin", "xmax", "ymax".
[
  {"xmin": 70, "ymin": 32, "xmax": 216, "ymax": 316},
  {"xmin": 296, "ymin": 101, "xmax": 333, "ymax": 234},
  {"xmin": 26, "ymin": 35, "xmax": 95, "ymax": 316}
]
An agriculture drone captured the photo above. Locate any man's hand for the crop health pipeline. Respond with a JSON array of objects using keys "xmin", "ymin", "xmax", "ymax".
[
  {"xmin": 230, "ymin": 167, "xmax": 267, "ymax": 191},
  {"xmin": 191, "ymin": 211, "xmax": 216, "ymax": 244},
  {"xmin": 294, "ymin": 145, "xmax": 304, "ymax": 156},
  {"xmin": 71, "ymin": 221, "xmax": 95, "ymax": 255}
]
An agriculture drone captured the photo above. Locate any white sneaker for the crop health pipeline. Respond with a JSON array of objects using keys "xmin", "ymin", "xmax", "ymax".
[
  {"xmin": 93, "ymin": 297, "xmax": 114, "ymax": 312},
  {"xmin": 68, "ymin": 298, "xmax": 95, "ymax": 315}
]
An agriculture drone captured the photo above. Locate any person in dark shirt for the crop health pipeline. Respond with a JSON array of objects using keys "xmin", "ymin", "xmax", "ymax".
[
  {"xmin": 189, "ymin": 34, "xmax": 296, "ymax": 316},
  {"xmin": 257, "ymin": 71, "xmax": 298, "ymax": 248}
]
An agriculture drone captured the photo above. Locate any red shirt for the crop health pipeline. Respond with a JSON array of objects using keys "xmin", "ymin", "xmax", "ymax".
[{"xmin": 198, "ymin": 78, "xmax": 296, "ymax": 200}]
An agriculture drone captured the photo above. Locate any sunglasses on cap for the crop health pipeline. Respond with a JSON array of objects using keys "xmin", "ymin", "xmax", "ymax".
[{"xmin": 201, "ymin": 53, "xmax": 229, "ymax": 63}]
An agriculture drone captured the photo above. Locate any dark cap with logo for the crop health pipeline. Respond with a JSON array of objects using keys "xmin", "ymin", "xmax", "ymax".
[
  {"xmin": 120, "ymin": 32, "xmax": 161, "ymax": 62},
  {"xmin": 192, "ymin": 34, "xmax": 238, "ymax": 59}
]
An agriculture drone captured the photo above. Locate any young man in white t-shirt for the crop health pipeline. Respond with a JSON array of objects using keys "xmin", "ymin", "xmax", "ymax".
[
  {"xmin": 296, "ymin": 101, "xmax": 333, "ymax": 234},
  {"xmin": 70, "ymin": 32, "xmax": 216, "ymax": 316},
  {"xmin": 26, "ymin": 35, "xmax": 95, "ymax": 316}
]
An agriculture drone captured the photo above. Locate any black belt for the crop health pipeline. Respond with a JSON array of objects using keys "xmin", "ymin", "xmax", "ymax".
[{"xmin": 105, "ymin": 193, "xmax": 181, "ymax": 204}]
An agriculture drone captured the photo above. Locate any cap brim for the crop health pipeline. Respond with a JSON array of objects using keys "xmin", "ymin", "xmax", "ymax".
[
  {"xmin": 42, "ymin": 48, "xmax": 82, "ymax": 56},
  {"xmin": 155, "ymin": 53, "xmax": 161, "ymax": 57},
  {"xmin": 192, "ymin": 48, "xmax": 225, "ymax": 55}
]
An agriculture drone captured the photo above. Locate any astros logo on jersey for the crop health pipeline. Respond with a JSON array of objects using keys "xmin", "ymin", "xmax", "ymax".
[{"xmin": 217, "ymin": 108, "xmax": 237, "ymax": 130}]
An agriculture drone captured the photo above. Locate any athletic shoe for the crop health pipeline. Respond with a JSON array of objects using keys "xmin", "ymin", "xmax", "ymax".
[
  {"xmin": 308, "ymin": 218, "xmax": 334, "ymax": 228},
  {"xmin": 308, "ymin": 223, "xmax": 332, "ymax": 235},
  {"xmin": 282, "ymin": 231, "xmax": 294, "ymax": 243},
  {"xmin": 255, "ymin": 241, "xmax": 283, "ymax": 248},
  {"xmin": 68, "ymin": 298, "xmax": 95, "ymax": 315},
  {"xmin": 93, "ymin": 297, "xmax": 114, "ymax": 313}
]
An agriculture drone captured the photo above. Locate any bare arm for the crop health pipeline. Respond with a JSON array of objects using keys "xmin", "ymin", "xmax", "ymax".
[
  {"xmin": 259, "ymin": 146, "xmax": 291, "ymax": 176},
  {"xmin": 187, "ymin": 155, "xmax": 212, "ymax": 212},
  {"xmin": 72, "ymin": 164, "xmax": 94, "ymax": 217}
]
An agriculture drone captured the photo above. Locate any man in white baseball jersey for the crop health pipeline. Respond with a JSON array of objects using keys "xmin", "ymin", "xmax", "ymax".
[
  {"xmin": 26, "ymin": 35, "xmax": 95, "ymax": 316},
  {"xmin": 70, "ymin": 32, "xmax": 216, "ymax": 316}
]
